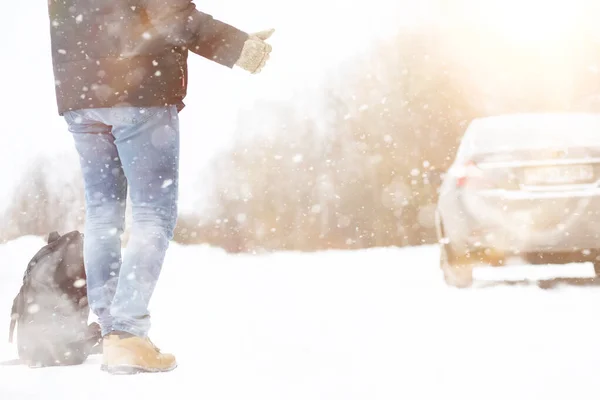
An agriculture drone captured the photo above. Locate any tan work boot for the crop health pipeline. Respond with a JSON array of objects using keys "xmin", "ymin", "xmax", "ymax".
[{"xmin": 101, "ymin": 332, "xmax": 177, "ymax": 374}]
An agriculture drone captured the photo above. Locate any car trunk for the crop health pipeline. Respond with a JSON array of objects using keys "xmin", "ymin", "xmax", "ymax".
[
  {"xmin": 468, "ymin": 146, "xmax": 600, "ymax": 191},
  {"xmin": 456, "ymin": 146, "xmax": 600, "ymax": 236}
]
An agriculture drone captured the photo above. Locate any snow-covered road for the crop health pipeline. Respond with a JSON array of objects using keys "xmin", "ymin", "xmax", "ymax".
[{"xmin": 2, "ymin": 236, "xmax": 600, "ymax": 400}]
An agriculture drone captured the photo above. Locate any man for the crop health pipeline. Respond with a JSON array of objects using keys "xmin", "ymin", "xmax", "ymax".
[{"xmin": 47, "ymin": 0, "xmax": 273, "ymax": 374}]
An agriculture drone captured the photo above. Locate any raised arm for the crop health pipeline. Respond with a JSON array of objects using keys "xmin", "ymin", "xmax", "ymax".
[{"xmin": 141, "ymin": 0, "xmax": 249, "ymax": 67}]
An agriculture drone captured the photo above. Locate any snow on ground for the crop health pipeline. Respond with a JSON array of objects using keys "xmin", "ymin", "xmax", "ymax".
[{"xmin": 2, "ymin": 238, "xmax": 600, "ymax": 399}]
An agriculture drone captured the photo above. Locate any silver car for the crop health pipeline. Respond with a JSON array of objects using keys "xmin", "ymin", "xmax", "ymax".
[{"xmin": 436, "ymin": 113, "xmax": 600, "ymax": 287}]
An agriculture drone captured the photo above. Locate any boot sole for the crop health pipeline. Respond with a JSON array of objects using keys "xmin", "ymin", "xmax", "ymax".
[{"xmin": 100, "ymin": 363, "xmax": 177, "ymax": 375}]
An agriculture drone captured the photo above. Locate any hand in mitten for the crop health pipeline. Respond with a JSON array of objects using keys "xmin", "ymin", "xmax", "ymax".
[{"xmin": 235, "ymin": 29, "xmax": 275, "ymax": 74}]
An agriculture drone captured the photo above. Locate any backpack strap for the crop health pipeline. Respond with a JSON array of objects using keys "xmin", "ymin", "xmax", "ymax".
[
  {"xmin": 8, "ymin": 290, "xmax": 22, "ymax": 343},
  {"xmin": 85, "ymin": 322, "xmax": 103, "ymax": 355},
  {"xmin": 47, "ymin": 231, "xmax": 61, "ymax": 244}
]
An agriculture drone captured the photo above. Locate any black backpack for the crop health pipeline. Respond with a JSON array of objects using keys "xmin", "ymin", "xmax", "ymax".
[{"xmin": 7, "ymin": 230, "xmax": 102, "ymax": 367}]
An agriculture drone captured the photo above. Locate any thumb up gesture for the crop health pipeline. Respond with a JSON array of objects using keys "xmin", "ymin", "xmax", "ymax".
[{"xmin": 235, "ymin": 29, "xmax": 275, "ymax": 74}]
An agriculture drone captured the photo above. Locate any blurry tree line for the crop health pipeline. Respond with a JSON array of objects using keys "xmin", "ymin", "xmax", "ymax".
[
  {"xmin": 175, "ymin": 28, "xmax": 482, "ymax": 251},
  {"xmin": 5, "ymin": 14, "xmax": 600, "ymax": 252},
  {"xmin": 1, "ymin": 155, "xmax": 85, "ymax": 242},
  {"xmin": 176, "ymin": 19, "xmax": 600, "ymax": 252}
]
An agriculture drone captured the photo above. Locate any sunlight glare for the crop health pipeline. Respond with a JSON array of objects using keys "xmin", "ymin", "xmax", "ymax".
[{"xmin": 480, "ymin": 0, "xmax": 580, "ymax": 44}]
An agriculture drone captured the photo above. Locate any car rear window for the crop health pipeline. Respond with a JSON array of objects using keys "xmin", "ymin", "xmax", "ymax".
[{"xmin": 460, "ymin": 114, "xmax": 600, "ymax": 156}]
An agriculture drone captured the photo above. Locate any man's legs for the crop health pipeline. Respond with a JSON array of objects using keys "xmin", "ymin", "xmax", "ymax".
[
  {"xmin": 67, "ymin": 106, "xmax": 179, "ymax": 374},
  {"xmin": 66, "ymin": 111, "xmax": 127, "ymax": 337},
  {"xmin": 108, "ymin": 105, "xmax": 180, "ymax": 338}
]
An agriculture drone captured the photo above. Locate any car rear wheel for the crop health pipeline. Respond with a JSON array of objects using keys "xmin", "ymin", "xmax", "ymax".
[
  {"xmin": 593, "ymin": 261, "xmax": 600, "ymax": 278},
  {"xmin": 523, "ymin": 252, "xmax": 568, "ymax": 265},
  {"xmin": 440, "ymin": 242, "xmax": 474, "ymax": 288}
]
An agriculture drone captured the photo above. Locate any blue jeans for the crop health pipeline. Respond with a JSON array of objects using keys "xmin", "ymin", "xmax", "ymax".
[{"xmin": 64, "ymin": 106, "xmax": 179, "ymax": 338}]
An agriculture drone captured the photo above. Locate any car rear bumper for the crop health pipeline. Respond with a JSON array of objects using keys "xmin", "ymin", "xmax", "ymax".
[{"xmin": 443, "ymin": 189, "xmax": 600, "ymax": 254}]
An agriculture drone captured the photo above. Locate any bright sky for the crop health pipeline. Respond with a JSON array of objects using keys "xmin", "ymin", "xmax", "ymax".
[{"xmin": 478, "ymin": 0, "xmax": 594, "ymax": 45}]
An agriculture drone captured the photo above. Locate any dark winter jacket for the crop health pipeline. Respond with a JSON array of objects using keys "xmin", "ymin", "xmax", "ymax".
[{"xmin": 47, "ymin": 0, "xmax": 249, "ymax": 115}]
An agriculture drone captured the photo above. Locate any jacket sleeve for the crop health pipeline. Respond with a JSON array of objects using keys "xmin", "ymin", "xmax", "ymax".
[{"xmin": 141, "ymin": 0, "xmax": 249, "ymax": 68}]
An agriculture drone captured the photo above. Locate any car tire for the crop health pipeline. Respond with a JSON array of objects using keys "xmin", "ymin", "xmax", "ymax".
[
  {"xmin": 593, "ymin": 261, "xmax": 600, "ymax": 278},
  {"xmin": 523, "ymin": 252, "xmax": 567, "ymax": 265},
  {"xmin": 440, "ymin": 242, "xmax": 474, "ymax": 289}
]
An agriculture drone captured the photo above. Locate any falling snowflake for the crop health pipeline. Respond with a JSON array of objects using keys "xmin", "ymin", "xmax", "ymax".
[
  {"xmin": 73, "ymin": 279, "xmax": 86, "ymax": 288},
  {"xmin": 27, "ymin": 304, "xmax": 40, "ymax": 314}
]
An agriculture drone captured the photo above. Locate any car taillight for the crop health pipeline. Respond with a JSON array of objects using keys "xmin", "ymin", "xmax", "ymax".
[{"xmin": 453, "ymin": 160, "xmax": 485, "ymax": 188}]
